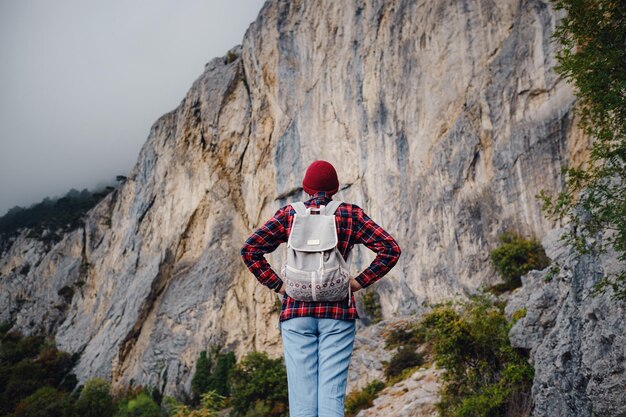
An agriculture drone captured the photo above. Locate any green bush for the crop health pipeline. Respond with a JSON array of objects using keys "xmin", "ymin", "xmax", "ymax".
[
  {"xmin": 0, "ymin": 321, "xmax": 15, "ymax": 335},
  {"xmin": 384, "ymin": 325, "xmax": 424, "ymax": 350},
  {"xmin": 0, "ymin": 331, "xmax": 78, "ymax": 416},
  {"xmin": 164, "ymin": 390, "xmax": 225, "ymax": 417},
  {"xmin": 9, "ymin": 386, "xmax": 70, "ymax": 417},
  {"xmin": 75, "ymin": 377, "xmax": 115, "ymax": 417},
  {"xmin": 0, "ymin": 330, "xmax": 171, "ymax": 417},
  {"xmin": 512, "ymin": 308, "xmax": 527, "ymax": 323},
  {"xmin": 360, "ymin": 291, "xmax": 383, "ymax": 324},
  {"xmin": 384, "ymin": 347, "xmax": 423, "ymax": 379},
  {"xmin": 191, "ymin": 346, "xmax": 235, "ymax": 401},
  {"xmin": 344, "ymin": 379, "xmax": 385, "ymax": 417},
  {"xmin": 489, "ymin": 231, "xmax": 550, "ymax": 292},
  {"xmin": 114, "ymin": 391, "xmax": 162, "ymax": 417},
  {"xmin": 0, "ymin": 331, "xmax": 45, "ymax": 365},
  {"xmin": 36, "ymin": 344, "xmax": 76, "ymax": 387},
  {"xmin": 539, "ymin": 0, "xmax": 626, "ymax": 301},
  {"xmin": 2, "ymin": 360, "xmax": 47, "ymax": 413},
  {"xmin": 229, "ymin": 351, "xmax": 288, "ymax": 417},
  {"xmin": 421, "ymin": 296, "xmax": 534, "ymax": 417}
]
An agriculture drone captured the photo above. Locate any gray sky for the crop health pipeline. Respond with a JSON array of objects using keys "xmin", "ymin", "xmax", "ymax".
[{"xmin": 0, "ymin": 0, "xmax": 266, "ymax": 216}]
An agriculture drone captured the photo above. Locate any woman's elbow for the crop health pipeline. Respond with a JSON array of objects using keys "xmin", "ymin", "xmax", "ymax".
[{"xmin": 392, "ymin": 240, "xmax": 402, "ymax": 260}]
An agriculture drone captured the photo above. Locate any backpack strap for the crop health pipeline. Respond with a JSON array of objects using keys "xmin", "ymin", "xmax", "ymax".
[
  {"xmin": 324, "ymin": 200, "xmax": 342, "ymax": 215},
  {"xmin": 291, "ymin": 201, "xmax": 307, "ymax": 215}
]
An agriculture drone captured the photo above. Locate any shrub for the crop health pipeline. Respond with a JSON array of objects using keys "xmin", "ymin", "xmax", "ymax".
[
  {"xmin": 489, "ymin": 231, "xmax": 550, "ymax": 292},
  {"xmin": 512, "ymin": 308, "xmax": 527, "ymax": 323},
  {"xmin": 164, "ymin": 390, "xmax": 225, "ymax": 417},
  {"xmin": 0, "ymin": 321, "xmax": 15, "ymax": 335},
  {"xmin": 10, "ymin": 385, "xmax": 70, "ymax": 417},
  {"xmin": 2, "ymin": 360, "xmax": 47, "ymax": 413},
  {"xmin": 0, "ymin": 332, "xmax": 44, "ymax": 365},
  {"xmin": 191, "ymin": 351, "xmax": 211, "ymax": 401},
  {"xmin": 114, "ymin": 391, "xmax": 162, "ymax": 417},
  {"xmin": 384, "ymin": 346, "xmax": 423, "ymax": 379},
  {"xmin": 191, "ymin": 346, "xmax": 236, "ymax": 401},
  {"xmin": 421, "ymin": 296, "xmax": 534, "ymax": 417},
  {"xmin": 539, "ymin": 0, "xmax": 626, "ymax": 301},
  {"xmin": 361, "ymin": 291, "xmax": 383, "ymax": 324},
  {"xmin": 384, "ymin": 325, "xmax": 424, "ymax": 350},
  {"xmin": 229, "ymin": 351, "xmax": 288, "ymax": 417},
  {"xmin": 344, "ymin": 379, "xmax": 385, "ymax": 417},
  {"xmin": 224, "ymin": 50, "xmax": 239, "ymax": 65},
  {"xmin": 36, "ymin": 344, "xmax": 76, "ymax": 387},
  {"xmin": 75, "ymin": 377, "xmax": 115, "ymax": 417},
  {"xmin": 0, "ymin": 332, "xmax": 80, "ymax": 415}
]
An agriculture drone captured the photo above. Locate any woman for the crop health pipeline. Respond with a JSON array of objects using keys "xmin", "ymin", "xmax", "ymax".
[{"xmin": 241, "ymin": 160, "xmax": 401, "ymax": 417}]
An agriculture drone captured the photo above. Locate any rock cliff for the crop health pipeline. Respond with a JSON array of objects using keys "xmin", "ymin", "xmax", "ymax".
[
  {"xmin": 2, "ymin": 0, "xmax": 615, "ymax": 414},
  {"xmin": 507, "ymin": 229, "xmax": 626, "ymax": 417}
]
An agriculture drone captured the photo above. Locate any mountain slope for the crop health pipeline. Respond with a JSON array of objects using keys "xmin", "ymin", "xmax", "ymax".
[{"xmin": 0, "ymin": 0, "xmax": 591, "ymax": 404}]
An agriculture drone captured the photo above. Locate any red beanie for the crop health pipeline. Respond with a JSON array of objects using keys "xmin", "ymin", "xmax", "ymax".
[{"xmin": 302, "ymin": 160, "xmax": 339, "ymax": 196}]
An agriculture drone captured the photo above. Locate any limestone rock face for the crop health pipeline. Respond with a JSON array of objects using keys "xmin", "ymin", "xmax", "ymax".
[
  {"xmin": 507, "ymin": 229, "xmax": 626, "ymax": 417},
  {"xmin": 355, "ymin": 367, "xmax": 442, "ymax": 417},
  {"xmin": 0, "ymin": 0, "xmax": 595, "ymax": 405}
]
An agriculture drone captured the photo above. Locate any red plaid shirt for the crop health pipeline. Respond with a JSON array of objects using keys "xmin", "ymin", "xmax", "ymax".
[{"xmin": 241, "ymin": 192, "xmax": 401, "ymax": 322}]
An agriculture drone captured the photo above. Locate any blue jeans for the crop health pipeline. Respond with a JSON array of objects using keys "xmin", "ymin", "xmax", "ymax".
[{"xmin": 279, "ymin": 317, "xmax": 356, "ymax": 417}]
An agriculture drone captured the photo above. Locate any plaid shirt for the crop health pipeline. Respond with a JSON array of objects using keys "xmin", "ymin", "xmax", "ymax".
[{"xmin": 241, "ymin": 192, "xmax": 401, "ymax": 322}]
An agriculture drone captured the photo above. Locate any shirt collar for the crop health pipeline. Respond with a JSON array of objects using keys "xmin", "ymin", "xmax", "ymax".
[{"xmin": 306, "ymin": 191, "xmax": 333, "ymax": 205}]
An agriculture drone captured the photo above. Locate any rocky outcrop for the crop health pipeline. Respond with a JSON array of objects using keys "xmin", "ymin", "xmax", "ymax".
[
  {"xmin": 507, "ymin": 229, "xmax": 626, "ymax": 417},
  {"xmin": 356, "ymin": 367, "xmax": 441, "ymax": 417},
  {"xmin": 349, "ymin": 317, "xmax": 440, "ymax": 417},
  {"xmin": 0, "ymin": 0, "xmax": 598, "ymax": 406}
]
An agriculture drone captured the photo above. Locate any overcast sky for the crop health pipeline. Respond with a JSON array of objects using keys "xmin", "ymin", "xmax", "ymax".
[{"xmin": 0, "ymin": 0, "xmax": 266, "ymax": 216}]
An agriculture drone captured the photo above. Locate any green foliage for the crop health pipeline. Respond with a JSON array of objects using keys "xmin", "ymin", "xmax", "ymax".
[
  {"xmin": 384, "ymin": 325, "xmax": 424, "ymax": 351},
  {"xmin": 384, "ymin": 347, "xmax": 423, "ymax": 379},
  {"xmin": 539, "ymin": 0, "xmax": 626, "ymax": 299},
  {"xmin": 75, "ymin": 377, "xmax": 116, "ymax": 417},
  {"xmin": 0, "ymin": 331, "xmax": 78, "ymax": 415},
  {"xmin": 344, "ymin": 379, "xmax": 385, "ymax": 417},
  {"xmin": 421, "ymin": 296, "xmax": 534, "ymax": 417},
  {"xmin": 360, "ymin": 290, "xmax": 383, "ymax": 324},
  {"xmin": 148, "ymin": 384, "xmax": 163, "ymax": 406},
  {"xmin": 343, "ymin": 322, "xmax": 425, "ymax": 414},
  {"xmin": 242, "ymin": 400, "xmax": 273, "ymax": 417},
  {"xmin": 0, "ymin": 330, "xmax": 199, "ymax": 417},
  {"xmin": 0, "ymin": 332, "xmax": 44, "ymax": 365},
  {"xmin": 191, "ymin": 346, "xmax": 236, "ymax": 402},
  {"xmin": 512, "ymin": 308, "xmax": 527, "ymax": 323},
  {"xmin": 191, "ymin": 351, "xmax": 211, "ymax": 400},
  {"xmin": 229, "ymin": 351, "xmax": 288, "ymax": 417},
  {"xmin": 489, "ymin": 231, "xmax": 550, "ymax": 292},
  {"xmin": 0, "ymin": 320, "xmax": 15, "ymax": 335},
  {"xmin": 0, "ymin": 186, "xmax": 115, "ymax": 253},
  {"xmin": 9, "ymin": 386, "xmax": 70, "ymax": 417},
  {"xmin": 114, "ymin": 391, "xmax": 163, "ymax": 417},
  {"xmin": 224, "ymin": 50, "xmax": 239, "ymax": 65},
  {"xmin": 543, "ymin": 263, "xmax": 561, "ymax": 283},
  {"xmin": 165, "ymin": 391, "xmax": 225, "ymax": 417}
]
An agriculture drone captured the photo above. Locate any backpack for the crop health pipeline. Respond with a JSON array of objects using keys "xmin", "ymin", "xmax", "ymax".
[{"xmin": 281, "ymin": 200, "xmax": 352, "ymax": 305}]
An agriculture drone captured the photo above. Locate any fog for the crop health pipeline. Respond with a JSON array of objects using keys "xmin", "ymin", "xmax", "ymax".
[{"xmin": 0, "ymin": 0, "xmax": 266, "ymax": 216}]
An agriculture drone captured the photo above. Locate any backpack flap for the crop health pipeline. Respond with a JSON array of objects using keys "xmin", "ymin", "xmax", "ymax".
[{"xmin": 288, "ymin": 213, "xmax": 338, "ymax": 252}]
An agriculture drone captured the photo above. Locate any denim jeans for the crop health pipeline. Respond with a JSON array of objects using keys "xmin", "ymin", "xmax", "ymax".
[{"xmin": 279, "ymin": 317, "xmax": 357, "ymax": 417}]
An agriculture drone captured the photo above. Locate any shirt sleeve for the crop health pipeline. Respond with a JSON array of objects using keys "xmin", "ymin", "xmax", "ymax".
[
  {"xmin": 240, "ymin": 206, "xmax": 289, "ymax": 292},
  {"xmin": 352, "ymin": 206, "xmax": 402, "ymax": 289}
]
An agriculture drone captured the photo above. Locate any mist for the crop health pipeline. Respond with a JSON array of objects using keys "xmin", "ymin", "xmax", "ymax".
[{"xmin": 0, "ymin": 0, "xmax": 266, "ymax": 216}]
